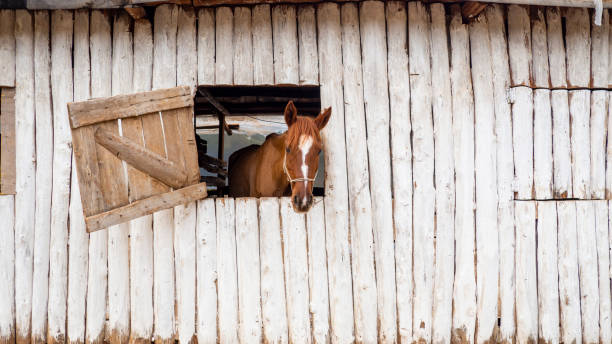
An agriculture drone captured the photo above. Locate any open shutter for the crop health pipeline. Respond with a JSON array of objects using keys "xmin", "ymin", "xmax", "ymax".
[{"xmin": 68, "ymin": 86, "xmax": 206, "ymax": 232}]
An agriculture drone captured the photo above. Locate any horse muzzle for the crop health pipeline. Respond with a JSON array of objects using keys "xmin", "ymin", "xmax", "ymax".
[{"xmin": 292, "ymin": 194, "xmax": 313, "ymax": 213}]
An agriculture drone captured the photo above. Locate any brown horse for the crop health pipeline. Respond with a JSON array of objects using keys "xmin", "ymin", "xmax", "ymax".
[{"xmin": 228, "ymin": 101, "xmax": 331, "ymax": 212}]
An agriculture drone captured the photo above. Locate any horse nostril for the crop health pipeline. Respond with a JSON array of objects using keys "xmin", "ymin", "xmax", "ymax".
[
  {"xmin": 307, "ymin": 195, "xmax": 313, "ymax": 204},
  {"xmin": 293, "ymin": 195, "xmax": 300, "ymax": 206}
]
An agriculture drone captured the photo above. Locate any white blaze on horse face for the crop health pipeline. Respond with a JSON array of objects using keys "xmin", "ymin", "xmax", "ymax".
[{"xmin": 298, "ymin": 135, "xmax": 314, "ymax": 189}]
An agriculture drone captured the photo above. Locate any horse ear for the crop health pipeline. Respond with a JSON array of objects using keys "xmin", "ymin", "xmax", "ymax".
[
  {"xmin": 284, "ymin": 101, "xmax": 297, "ymax": 126},
  {"xmin": 315, "ymin": 107, "xmax": 331, "ymax": 130}
]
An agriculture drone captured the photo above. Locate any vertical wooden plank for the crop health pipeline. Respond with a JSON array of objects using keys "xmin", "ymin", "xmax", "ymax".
[
  {"xmin": 515, "ymin": 201, "xmax": 537, "ymax": 343},
  {"xmin": 359, "ymin": 2, "xmax": 397, "ymax": 342},
  {"xmin": 87, "ymin": 10, "xmax": 110, "ymax": 344},
  {"xmin": 31, "ymin": 11, "xmax": 51, "ymax": 344},
  {"xmin": 407, "ymin": 3, "xmax": 434, "ymax": 341},
  {"xmin": 316, "ymin": 4, "xmax": 355, "ymax": 343},
  {"xmin": 531, "ymin": 8, "xmax": 550, "ymax": 88},
  {"xmin": 196, "ymin": 199, "xmax": 218, "ymax": 344},
  {"xmin": 565, "ymin": 8, "xmax": 591, "ymax": 88},
  {"xmin": 235, "ymin": 198, "xmax": 262, "ymax": 344},
  {"xmin": 297, "ymin": 5, "xmax": 318, "ymax": 85},
  {"xmin": 469, "ymin": 14, "xmax": 499, "ymax": 343},
  {"xmin": 13, "ymin": 10, "xmax": 35, "ymax": 344},
  {"xmin": 152, "ymin": 5, "xmax": 178, "ymax": 344},
  {"xmin": 178, "ymin": 6, "xmax": 197, "ymax": 88},
  {"xmin": 252, "ymin": 5, "xmax": 273, "ymax": 85},
  {"xmin": 595, "ymin": 201, "xmax": 612, "ymax": 344},
  {"xmin": 306, "ymin": 198, "xmax": 329, "ymax": 344},
  {"xmin": 0, "ymin": 86, "xmax": 15, "ymax": 194},
  {"xmin": 546, "ymin": 7, "xmax": 568, "ymax": 88},
  {"xmin": 280, "ymin": 198, "xmax": 312, "ymax": 344},
  {"xmin": 129, "ymin": 17, "xmax": 154, "ymax": 344},
  {"xmin": 591, "ymin": 10, "xmax": 609, "ymax": 88},
  {"xmin": 0, "ymin": 10, "xmax": 15, "ymax": 87},
  {"xmin": 386, "ymin": 3, "xmax": 412, "ymax": 342},
  {"xmin": 449, "ymin": 6, "xmax": 476, "ymax": 343},
  {"xmin": 570, "ymin": 90, "xmax": 591, "ymax": 198},
  {"xmin": 429, "ymin": 5, "xmax": 454, "ymax": 343},
  {"xmin": 608, "ymin": 91, "xmax": 612, "ymax": 198},
  {"xmin": 272, "ymin": 4, "xmax": 298, "ymax": 84},
  {"xmin": 258, "ymin": 198, "xmax": 289, "ymax": 344},
  {"xmin": 197, "ymin": 8, "xmax": 215, "ymax": 85},
  {"xmin": 536, "ymin": 201, "xmax": 560, "ymax": 344},
  {"xmin": 233, "ymin": 7, "xmax": 253, "ymax": 85},
  {"xmin": 174, "ymin": 203, "xmax": 197, "ymax": 344},
  {"xmin": 109, "ymin": 13, "xmax": 132, "ymax": 344},
  {"xmin": 485, "ymin": 5, "xmax": 515, "ymax": 340},
  {"xmin": 507, "ymin": 5, "xmax": 532, "ymax": 86},
  {"xmin": 67, "ymin": 10, "xmax": 89, "ymax": 344},
  {"xmin": 215, "ymin": 7, "xmax": 233, "ymax": 85},
  {"xmin": 340, "ymin": 4, "xmax": 376, "ymax": 342},
  {"xmin": 216, "ymin": 198, "xmax": 239, "ymax": 344},
  {"xmin": 557, "ymin": 201, "xmax": 581, "ymax": 344},
  {"xmin": 591, "ymin": 91, "xmax": 608, "ymax": 199},
  {"xmin": 0, "ymin": 195, "xmax": 15, "ymax": 344},
  {"xmin": 575, "ymin": 201, "xmax": 600, "ymax": 343}
]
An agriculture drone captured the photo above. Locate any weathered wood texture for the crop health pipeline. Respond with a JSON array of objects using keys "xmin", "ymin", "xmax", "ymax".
[{"xmin": 1, "ymin": 88, "xmax": 16, "ymax": 195}]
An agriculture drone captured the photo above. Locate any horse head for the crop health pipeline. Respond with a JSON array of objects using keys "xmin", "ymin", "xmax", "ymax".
[{"xmin": 283, "ymin": 101, "xmax": 331, "ymax": 212}]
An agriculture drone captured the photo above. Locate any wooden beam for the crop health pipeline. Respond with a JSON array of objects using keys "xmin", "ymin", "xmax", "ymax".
[
  {"xmin": 85, "ymin": 182, "xmax": 208, "ymax": 232},
  {"xmin": 94, "ymin": 127, "xmax": 189, "ymax": 189},
  {"xmin": 124, "ymin": 5, "xmax": 147, "ymax": 19},
  {"xmin": 198, "ymin": 88, "xmax": 233, "ymax": 135}
]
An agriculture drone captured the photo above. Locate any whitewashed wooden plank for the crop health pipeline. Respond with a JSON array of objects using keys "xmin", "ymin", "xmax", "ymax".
[
  {"xmin": 13, "ymin": 10, "xmax": 35, "ymax": 344},
  {"xmin": 306, "ymin": 198, "xmax": 329, "ymax": 344},
  {"xmin": 258, "ymin": 198, "xmax": 288, "ymax": 344},
  {"xmin": 233, "ymin": 7, "xmax": 253, "ymax": 85},
  {"xmin": 565, "ymin": 8, "xmax": 591, "ymax": 88},
  {"xmin": 592, "ymin": 10, "xmax": 609, "ymax": 88},
  {"xmin": 546, "ymin": 7, "xmax": 568, "ymax": 88},
  {"xmin": 531, "ymin": 8, "xmax": 550, "ymax": 88},
  {"xmin": 408, "ymin": 3, "xmax": 434, "ymax": 341},
  {"xmin": 235, "ymin": 198, "xmax": 262, "ymax": 344},
  {"xmin": 359, "ymin": 2, "xmax": 396, "ymax": 342},
  {"xmin": 216, "ymin": 198, "xmax": 239, "ymax": 343},
  {"xmin": 215, "ymin": 7, "xmax": 233, "ymax": 85},
  {"xmin": 385, "ymin": 2, "xmax": 412, "ymax": 342},
  {"xmin": 178, "ymin": 6, "xmax": 197, "ymax": 89},
  {"xmin": 591, "ymin": 91, "xmax": 608, "ymax": 199},
  {"xmin": 87, "ymin": 10, "xmax": 110, "ymax": 344},
  {"xmin": 316, "ymin": 4, "xmax": 354, "ymax": 343},
  {"xmin": 536, "ymin": 201, "xmax": 560, "ymax": 344},
  {"xmin": 129, "ymin": 17, "xmax": 154, "ymax": 344},
  {"xmin": 469, "ymin": 15, "xmax": 499, "ymax": 343},
  {"xmin": 449, "ymin": 6, "xmax": 476, "ymax": 343},
  {"xmin": 280, "ymin": 198, "xmax": 311, "ymax": 344},
  {"xmin": 570, "ymin": 90, "xmax": 591, "ymax": 198},
  {"xmin": 609, "ymin": 18, "xmax": 612, "ymax": 87},
  {"xmin": 174, "ymin": 202, "xmax": 197, "ymax": 344},
  {"xmin": 31, "ymin": 11, "xmax": 52, "ymax": 344},
  {"xmin": 533, "ymin": 89, "xmax": 553, "ymax": 199},
  {"xmin": 515, "ymin": 201, "xmax": 537, "ymax": 343},
  {"xmin": 0, "ymin": 10, "xmax": 15, "ymax": 87},
  {"xmin": 485, "ymin": 5, "xmax": 515, "ymax": 340},
  {"xmin": 152, "ymin": 5, "xmax": 178, "ymax": 344},
  {"xmin": 196, "ymin": 199, "xmax": 217, "ymax": 344},
  {"xmin": 339, "ymin": 4, "xmax": 376, "ymax": 343},
  {"xmin": 429, "ymin": 4, "xmax": 454, "ymax": 343},
  {"xmin": 608, "ymin": 91, "xmax": 612, "ymax": 198},
  {"xmin": 595, "ymin": 201, "xmax": 612, "ymax": 343},
  {"xmin": 507, "ymin": 5, "xmax": 532, "ymax": 86},
  {"xmin": 272, "ymin": 4, "xmax": 298, "ymax": 84},
  {"xmin": 576, "ymin": 201, "xmax": 600, "ymax": 342},
  {"xmin": 551, "ymin": 89, "xmax": 572, "ymax": 198},
  {"xmin": 0, "ymin": 195, "xmax": 15, "ymax": 343},
  {"xmin": 510, "ymin": 86, "xmax": 534, "ymax": 199},
  {"xmin": 297, "ymin": 5, "xmax": 318, "ymax": 85},
  {"xmin": 557, "ymin": 201, "xmax": 582, "ymax": 344},
  {"xmin": 109, "ymin": 12, "xmax": 132, "ymax": 344},
  {"xmin": 197, "ymin": 8, "xmax": 215, "ymax": 85},
  {"xmin": 252, "ymin": 5, "xmax": 273, "ymax": 85}
]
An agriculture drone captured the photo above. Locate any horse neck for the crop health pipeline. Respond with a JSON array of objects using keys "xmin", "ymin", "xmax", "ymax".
[{"xmin": 258, "ymin": 133, "xmax": 290, "ymax": 195}]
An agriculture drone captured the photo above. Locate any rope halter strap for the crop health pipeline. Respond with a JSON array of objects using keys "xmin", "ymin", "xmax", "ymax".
[{"xmin": 283, "ymin": 153, "xmax": 317, "ymax": 184}]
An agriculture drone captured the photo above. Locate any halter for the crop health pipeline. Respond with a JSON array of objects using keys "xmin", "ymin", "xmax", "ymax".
[{"xmin": 283, "ymin": 153, "xmax": 318, "ymax": 184}]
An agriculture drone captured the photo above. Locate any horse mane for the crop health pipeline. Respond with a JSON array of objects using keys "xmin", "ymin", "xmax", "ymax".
[{"xmin": 285, "ymin": 116, "xmax": 320, "ymax": 147}]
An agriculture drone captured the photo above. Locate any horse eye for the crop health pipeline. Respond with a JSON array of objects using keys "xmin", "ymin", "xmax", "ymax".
[{"xmin": 286, "ymin": 147, "xmax": 290, "ymax": 153}]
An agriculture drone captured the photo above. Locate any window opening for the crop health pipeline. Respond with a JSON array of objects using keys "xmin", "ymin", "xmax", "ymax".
[{"xmin": 195, "ymin": 85, "xmax": 324, "ymax": 197}]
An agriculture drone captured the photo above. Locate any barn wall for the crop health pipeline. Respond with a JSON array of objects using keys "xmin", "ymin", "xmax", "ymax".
[{"xmin": 0, "ymin": 2, "xmax": 611, "ymax": 344}]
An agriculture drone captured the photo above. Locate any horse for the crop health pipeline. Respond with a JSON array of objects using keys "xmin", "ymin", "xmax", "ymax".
[{"xmin": 228, "ymin": 101, "xmax": 331, "ymax": 212}]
